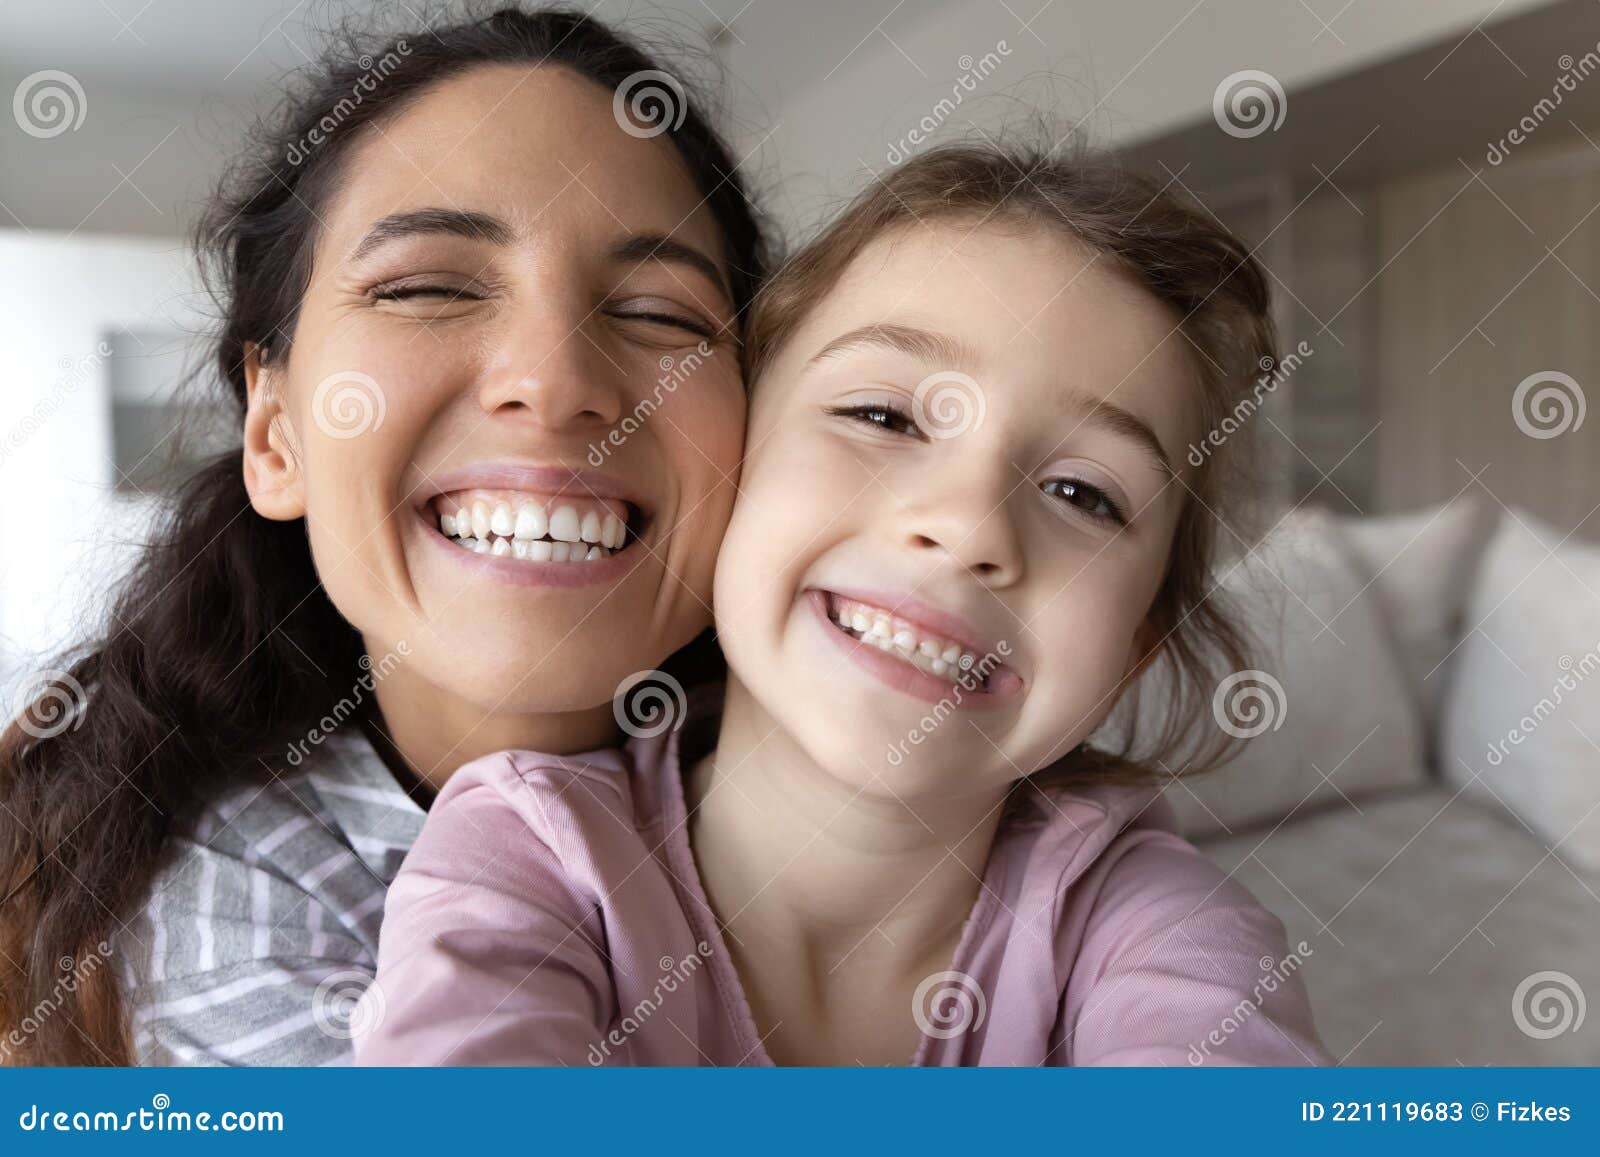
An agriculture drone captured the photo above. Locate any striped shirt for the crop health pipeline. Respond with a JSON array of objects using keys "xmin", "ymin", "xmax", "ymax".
[{"xmin": 114, "ymin": 730, "xmax": 426, "ymax": 1065}]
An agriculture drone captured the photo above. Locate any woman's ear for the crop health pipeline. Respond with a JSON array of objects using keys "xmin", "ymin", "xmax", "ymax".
[{"xmin": 241, "ymin": 341, "xmax": 307, "ymax": 521}]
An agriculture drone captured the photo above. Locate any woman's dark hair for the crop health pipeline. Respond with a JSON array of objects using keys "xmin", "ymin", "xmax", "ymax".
[{"xmin": 0, "ymin": 4, "xmax": 768, "ymax": 1065}]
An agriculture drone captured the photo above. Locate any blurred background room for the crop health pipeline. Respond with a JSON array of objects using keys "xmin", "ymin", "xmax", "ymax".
[{"xmin": 2, "ymin": 0, "xmax": 1597, "ymax": 1064}]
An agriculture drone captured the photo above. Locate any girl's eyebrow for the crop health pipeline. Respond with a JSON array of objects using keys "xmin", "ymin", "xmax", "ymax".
[
  {"xmin": 808, "ymin": 322, "xmax": 977, "ymax": 370},
  {"xmin": 1064, "ymin": 396, "xmax": 1175, "ymax": 479}
]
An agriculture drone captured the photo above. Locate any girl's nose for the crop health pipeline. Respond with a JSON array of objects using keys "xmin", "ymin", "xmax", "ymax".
[
  {"xmin": 476, "ymin": 318, "xmax": 625, "ymax": 429},
  {"xmin": 902, "ymin": 487, "xmax": 1025, "ymax": 587}
]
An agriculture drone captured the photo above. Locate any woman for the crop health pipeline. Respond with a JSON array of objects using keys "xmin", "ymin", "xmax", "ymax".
[{"xmin": 0, "ymin": 5, "xmax": 769, "ymax": 1065}]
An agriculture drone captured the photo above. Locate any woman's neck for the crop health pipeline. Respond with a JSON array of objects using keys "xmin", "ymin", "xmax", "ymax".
[
  {"xmin": 685, "ymin": 676, "xmax": 1008, "ymax": 994},
  {"xmin": 365, "ymin": 656, "xmax": 620, "ymax": 802}
]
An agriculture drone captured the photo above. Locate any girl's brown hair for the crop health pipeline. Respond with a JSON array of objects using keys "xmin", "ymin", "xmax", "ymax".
[{"xmin": 746, "ymin": 142, "xmax": 1276, "ymax": 796}]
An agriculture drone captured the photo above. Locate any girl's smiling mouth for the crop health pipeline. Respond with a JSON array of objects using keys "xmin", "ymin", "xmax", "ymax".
[{"xmin": 805, "ymin": 588, "xmax": 1022, "ymax": 706}]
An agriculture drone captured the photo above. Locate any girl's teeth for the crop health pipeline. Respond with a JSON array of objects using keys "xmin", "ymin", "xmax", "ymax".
[
  {"xmin": 602, "ymin": 514, "xmax": 624, "ymax": 549},
  {"xmin": 490, "ymin": 503, "xmax": 515, "ymax": 537},
  {"xmin": 580, "ymin": 510, "xmax": 602, "ymax": 544},
  {"xmin": 490, "ymin": 536, "xmax": 510, "ymax": 556},
  {"xmin": 828, "ymin": 594, "xmax": 995, "ymax": 688},
  {"xmin": 526, "ymin": 540, "xmax": 553, "ymax": 562},
  {"xmin": 440, "ymin": 512, "xmax": 458, "ymax": 536},
  {"xmin": 470, "ymin": 501, "xmax": 490, "ymax": 540}
]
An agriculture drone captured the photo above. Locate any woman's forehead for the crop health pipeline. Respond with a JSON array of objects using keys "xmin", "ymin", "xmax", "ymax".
[{"xmin": 318, "ymin": 64, "xmax": 725, "ymax": 261}]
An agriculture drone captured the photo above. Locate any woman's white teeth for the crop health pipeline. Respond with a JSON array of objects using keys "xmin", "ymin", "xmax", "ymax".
[
  {"xmin": 829, "ymin": 595, "xmax": 987, "ymax": 686},
  {"xmin": 515, "ymin": 504, "xmax": 547, "ymax": 540},
  {"xmin": 549, "ymin": 506, "xmax": 581, "ymax": 543},
  {"xmin": 437, "ymin": 497, "xmax": 628, "ymax": 563}
]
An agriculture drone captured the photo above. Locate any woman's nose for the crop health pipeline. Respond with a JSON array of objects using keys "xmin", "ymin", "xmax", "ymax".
[{"xmin": 476, "ymin": 315, "xmax": 625, "ymax": 429}]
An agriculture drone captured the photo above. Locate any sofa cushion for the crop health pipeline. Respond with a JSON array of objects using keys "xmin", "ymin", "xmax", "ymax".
[
  {"xmin": 1337, "ymin": 496, "xmax": 1497, "ymax": 729},
  {"xmin": 1100, "ymin": 508, "xmax": 1427, "ymax": 840},
  {"xmin": 1438, "ymin": 511, "xmax": 1600, "ymax": 873},
  {"xmin": 1201, "ymin": 786, "xmax": 1600, "ymax": 1064}
]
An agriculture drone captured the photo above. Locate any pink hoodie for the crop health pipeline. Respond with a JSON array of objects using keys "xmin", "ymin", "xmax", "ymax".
[{"xmin": 354, "ymin": 716, "xmax": 1332, "ymax": 1066}]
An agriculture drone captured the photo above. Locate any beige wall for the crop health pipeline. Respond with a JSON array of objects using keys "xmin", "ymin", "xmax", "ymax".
[{"xmin": 1375, "ymin": 139, "xmax": 1600, "ymax": 538}]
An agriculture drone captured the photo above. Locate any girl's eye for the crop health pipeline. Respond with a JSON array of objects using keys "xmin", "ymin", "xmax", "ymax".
[
  {"xmin": 825, "ymin": 402, "xmax": 922, "ymax": 438},
  {"xmin": 1042, "ymin": 477, "xmax": 1126, "ymax": 526}
]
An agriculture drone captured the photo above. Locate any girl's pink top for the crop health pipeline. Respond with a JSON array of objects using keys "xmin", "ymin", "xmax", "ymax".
[{"xmin": 353, "ymin": 711, "xmax": 1332, "ymax": 1067}]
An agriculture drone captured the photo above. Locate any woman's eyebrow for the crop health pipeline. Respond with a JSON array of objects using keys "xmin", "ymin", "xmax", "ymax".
[
  {"xmin": 350, "ymin": 207, "xmax": 514, "ymax": 261},
  {"xmin": 609, "ymin": 233, "xmax": 728, "ymax": 299}
]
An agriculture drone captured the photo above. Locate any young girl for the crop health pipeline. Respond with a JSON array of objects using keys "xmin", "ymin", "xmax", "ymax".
[
  {"xmin": 0, "ymin": 7, "xmax": 768, "ymax": 1066},
  {"xmin": 352, "ymin": 144, "xmax": 1333, "ymax": 1066}
]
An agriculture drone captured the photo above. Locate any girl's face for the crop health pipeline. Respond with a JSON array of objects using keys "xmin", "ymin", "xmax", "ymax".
[
  {"xmin": 714, "ymin": 220, "xmax": 1202, "ymax": 803},
  {"xmin": 243, "ymin": 66, "xmax": 744, "ymax": 717}
]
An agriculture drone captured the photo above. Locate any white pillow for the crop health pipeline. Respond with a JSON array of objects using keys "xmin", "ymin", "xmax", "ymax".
[
  {"xmin": 1438, "ymin": 512, "xmax": 1600, "ymax": 872},
  {"xmin": 1095, "ymin": 508, "xmax": 1428, "ymax": 841},
  {"xmin": 1338, "ymin": 497, "xmax": 1497, "ymax": 730}
]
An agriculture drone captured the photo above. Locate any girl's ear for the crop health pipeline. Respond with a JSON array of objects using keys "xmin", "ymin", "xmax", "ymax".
[
  {"xmin": 241, "ymin": 341, "xmax": 307, "ymax": 521},
  {"xmin": 1124, "ymin": 619, "xmax": 1163, "ymax": 683}
]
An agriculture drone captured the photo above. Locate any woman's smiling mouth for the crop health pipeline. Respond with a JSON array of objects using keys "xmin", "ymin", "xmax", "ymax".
[
  {"xmin": 430, "ymin": 488, "xmax": 636, "ymax": 562},
  {"xmin": 413, "ymin": 464, "xmax": 652, "ymax": 587}
]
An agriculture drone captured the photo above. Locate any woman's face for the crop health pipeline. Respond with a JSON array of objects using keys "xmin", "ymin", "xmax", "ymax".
[
  {"xmin": 713, "ymin": 220, "xmax": 1202, "ymax": 805},
  {"xmin": 243, "ymin": 65, "xmax": 744, "ymax": 719}
]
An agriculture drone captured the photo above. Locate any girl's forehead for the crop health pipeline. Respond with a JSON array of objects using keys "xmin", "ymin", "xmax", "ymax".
[{"xmin": 810, "ymin": 221, "xmax": 1187, "ymax": 378}]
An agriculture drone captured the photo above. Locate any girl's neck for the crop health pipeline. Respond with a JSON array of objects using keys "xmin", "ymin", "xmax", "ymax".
[
  {"xmin": 365, "ymin": 656, "xmax": 620, "ymax": 803},
  {"xmin": 685, "ymin": 676, "xmax": 1008, "ymax": 989}
]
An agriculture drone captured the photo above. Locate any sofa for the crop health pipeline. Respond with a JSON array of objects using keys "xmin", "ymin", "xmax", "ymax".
[{"xmin": 1108, "ymin": 497, "xmax": 1599, "ymax": 1064}]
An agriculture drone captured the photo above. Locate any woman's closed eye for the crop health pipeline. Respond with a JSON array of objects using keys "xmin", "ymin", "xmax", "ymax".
[{"xmin": 606, "ymin": 303, "xmax": 716, "ymax": 341}]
